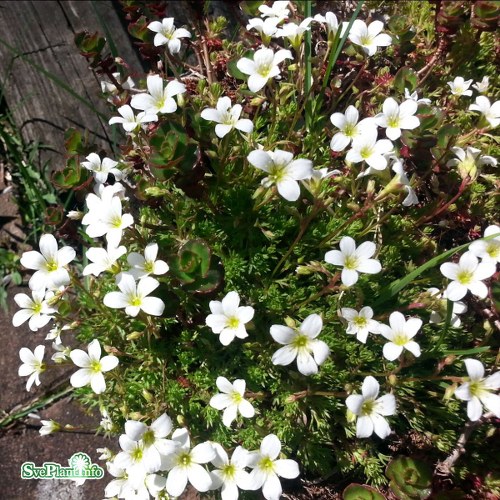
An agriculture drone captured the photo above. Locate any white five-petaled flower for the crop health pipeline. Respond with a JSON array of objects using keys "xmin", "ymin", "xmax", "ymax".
[
  {"xmin": 346, "ymin": 127, "xmax": 394, "ymax": 171},
  {"xmin": 205, "ymin": 291, "xmax": 254, "ymax": 346},
  {"xmin": 114, "ymin": 414, "xmax": 175, "ymax": 474},
  {"xmin": 472, "ymin": 76, "xmax": 489, "ymax": 94},
  {"xmin": 84, "ymin": 192, "xmax": 134, "ymax": 247},
  {"xmin": 236, "ymin": 47, "xmax": 292, "ymax": 93},
  {"xmin": 18, "ymin": 345, "xmax": 46, "ymax": 391},
  {"xmin": 378, "ymin": 311, "xmax": 422, "ymax": 361},
  {"xmin": 404, "ymin": 88, "xmax": 431, "ymax": 105},
  {"xmin": 69, "ymin": 339, "xmax": 119, "ymax": 394},
  {"xmin": 147, "ymin": 17, "xmax": 191, "ymax": 53},
  {"xmin": 163, "ymin": 428, "xmax": 215, "ymax": 497},
  {"xmin": 130, "ymin": 75, "xmax": 186, "ymax": 115},
  {"xmin": 104, "ymin": 273, "xmax": 165, "ymax": 317},
  {"xmin": 20, "ymin": 234, "xmax": 76, "ymax": 291},
  {"xmin": 340, "ymin": 306, "xmax": 380, "ymax": 343},
  {"xmin": 270, "ymin": 314, "xmax": 330, "ymax": 376},
  {"xmin": 314, "ymin": 12, "xmax": 348, "ymax": 41},
  {"xmin": 247, "ymin": 149, "xmax": 313, "ymax": 201},
  {"xmin": 81, "ymin": 153, "xmax": 122, "ymax": 184},
  {"xmin": 468, "ymin": 95, "xmax": 500, "ymax": 128},
  {"xmin": 446, "ymin": 146, "xmax": 497, "ymax": 179},
  {"xmin": 469, "ymin": 225, "xmax": 500, "ymax": 264},
  {"xmin": 83, "ymin": 244, "xmax": 127, "ymax": 277},
  {"xmin": 440, "ymin": 251, "xmax": 496, "ymax": 301},
  {"xmin": 209, "ymin": 443, "xmax": 252, "ymax": 500},
  {"xmin": 109, "ymin": 104, "xmax": 158, "ymax": 132},
  {"xmin": 329, "ymin": 105, "xmax": 376, "ymax": 152},
  {"xmin": 258, "ymin": 1, "xmax": 290, "ymax": 20},
  {"xmin": 210, "ymin": 377, "xmax": 255, "ymax": 427},
  {"xmin": 447, "ymin": 76, "xmax": 473, "ymax": 97},
  {"xmin": 127, "ymin": 243, "xmax": 169, "ymax": 280},
  {"xmin": 325, "ymin": 236, "xmax": 382, "ymax": 286},
  {"xmin": 201, "ymin": 97, "xmax": 254, "ymax": 138},
  {"xmin": 374, "ymin": 98, "xmax": 420, "ymax": 140},
  {"xmin": 276, "ymin": 18, "xmax": 313, "ymax": 48},
  {"xmin": 454, "ymin": 359, "xmax": 500, "ymax": 421},
  {"xmin": 346, "ymin": 376, "xmax": 396, "ymax": 439},
  {"xmin": 39, "ymin": 419, "xmax": 61, "ymax": 436},
  {"xmin": 13, "ymin": 290, "xmax": 56, "ymax": 332},
  {"xmin": 246, "ymin": 434, "xmax": 300, "ymax": 500},
  {"xmin": 426, "ymin": 287, "xmax": 467, "ymax": 328},
  {"xmin": 348, "ymin": 19, "xmax": 392, "ymax": 56},
  {"xmin": 247, "ymin": 17, "xmax": 281, "ymax": 38}
]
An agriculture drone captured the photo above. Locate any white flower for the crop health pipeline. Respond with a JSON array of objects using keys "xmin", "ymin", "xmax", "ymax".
[
  {"xmin": 246, "ymin": 17, "xmax": 281, "ymax": 38},
  {"xmin": 314, "ymin": 12, "xmax": 348, "ymax": 41},
  {"xmin": 348, "ymin": 19, "xmax": 392, "ymax": 56},
  {"xmin": 277, "ymin": 18, "xmax": 313, "ymax": 48},
  {"xmin": 101, "ymin": 72, "xmax": 135, "ymax": 95},
  {"xmin": 469, "ymin": 225, "xmax": 500, "ymax": 264},
  {"xmin": 390, "ymin": 156, "xmax": 419, "ymax": 206},
  {"xmin": 374, "ymin": 98, "xmax": 420, "ymax": 140},
  {"xmin": 346, "ymin": 376, "xmax": 396, "ymax": 439},
  {"xmin": 115, "ymin": 414, "xmax": 175, "ymax": 474},
  {"xmin": 270, "ymin": 314, "xmax": 330, "ymax": 376},
  {"xmin": 468, "ymin": 95, "xmax": 500, "ymax": 128},
  {"xmin": 446, "ymin": 146, "xmax": 497, "ymax": 179},
  {"xmin": 426, "ymin": 288, "xmax": 467, "ymax": 328},
  {"xmin": 404, "ymin": 88, "xmax": 431, "ymax": 105},
  {"xmin": 163, "ymin": 428, "xmax": 215, "ymax": 497},
  {"xmin": 247, "ymin": 148, "xmax": 312, "ymax": 201},
  {"xmin": 45, "ymin": 323, "xmax": 71, "ymax": 345},
  {"xmin": 325, "ymin": 236, "xmax": 382, "ymax": 286},
  {"xmin": 109, "ymin": 104, "xmax": 158, "ymax": 132},
  {"xmin": 210, "ymin": 377, "xmax": 255, "ymax": 427},
  {"xmin": 12, "ymin": 290, "xmax": 56, "ymax": 332},
  {"xmin": 472, "ymin": 76, "xmax": 489, "ymax": 94},
  {"xmin": 440, "ymin": 251, "xmax": 496, "ymax": 301},
  {"xmin": 209, "ymin": 443, "xmax": 252, "ymax": 500},
  {"xmin": 340, "ymin": 307, "xmax": 379, "ymax": 343},
  {"xmin": 236, "ymin": 47, "xmax": 292, "ymax": 93},
  {"xmin": 329, "ymin": 105, "xmax": 376, "ymax": 151},
  {"xmin": 84, "ymin": 192, "xmax": 134, "ymax": 247},
  {"xmin": 454, "ymin": 359, "xmax": 500, "ymax": 421},
  {"xmin": 104, "ymin": 273, "xmax": 165, "ymax": 317},
  {"xmin": 83, "ymin": 244, "xmax": 127, "ymax": 277},
  {"xmin": 51, "ymin": 342, "xmax": 71, "ymax": 363},
  {"xmin": 201, "ymin": 97, "xmax": 253, "ymax": 138},
  {"xmin": 81, "ymin": 153, "xmax": 122, "ymax": 184},
  {"xmin": 378, "ymin": 311, "xmax": 422, "ymax": 361},
  {"xmin": 69, "ymin": 339, "xmax": 119, "ymax": 394},
  {"xmin": 18, "ymin": 345, "xmax": 46, "ymax": 391},
  {"xmin": 246, "ymin": 434, "xmax": 300, "ymax": 500},
  {"xmin": 127, "ymin": 243, "xmax": 169, "ymax": 280},
  {"xmin": 206, "ymin": 291, "xmax": 254, "ymax": 346},
  {"xmin": 130, "ymin": 75, "xmax": 186, "ymax": 115},
  {"xmin": 39, "ymin": 419, "xmax": 60, "ymax": 436},
  {"xmin": 346, "ymin": 127, "xmax": 394, "ymax": 170},
  {"xmin": 258, "ymin": 1, "xmax": 290, "ymax": 20},
  {"xmin": 100, "ymin": 409, "xmax": 114, "ymax": 431},
  {"xmin": 20, "ymin": 234, "xmax": 76, "ymax": 291},
  {"xmin": 147, "ymin": 17, "xmax": 191, "ymax": 53},
  {"xmin": 447, "ymin": 76, "xmax": 473, "ymax": 97},
  {"xmin": 66, "ymin": 210, "xmax": 84, "ymax": 220}
]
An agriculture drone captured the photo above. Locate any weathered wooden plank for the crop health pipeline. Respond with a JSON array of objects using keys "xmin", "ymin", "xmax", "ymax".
[{"xmin": 0, "ymin": 0, "xmax": 143, "ymax": 169}]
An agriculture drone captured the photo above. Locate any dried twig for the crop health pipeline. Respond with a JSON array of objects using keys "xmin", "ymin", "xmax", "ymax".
[{"xmin": 435, "ymin": 412, "xmax": 495, "ymax": 476}]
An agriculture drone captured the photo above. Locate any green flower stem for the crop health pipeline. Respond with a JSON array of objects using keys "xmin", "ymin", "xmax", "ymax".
[{"xmin": 288, "ymin": 390, "xmax": 347, "ymax": 402}]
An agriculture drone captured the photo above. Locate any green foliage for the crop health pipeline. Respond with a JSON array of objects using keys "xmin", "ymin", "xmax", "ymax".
[{"xmin": 386, "ymin": 456, "xmax": 433, "ymax": 499}]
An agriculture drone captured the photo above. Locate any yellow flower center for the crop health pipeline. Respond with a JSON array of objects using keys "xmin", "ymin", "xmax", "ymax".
[
  {"xmin": 360, "ymin": 146, "xmax": 372, "ymax": 160},
  {"xmin": 46, "ymin": 259, "xmax": 59, "ymax": 272},
  {"xmin": 487, "ymin": 243, "xmax": 499, "ymax": 258},
  {"xmin": 178, "ymin": 452, "xmax": 192, "ymax": 468},
  {"xmin": 258, "ymin": 456, "xmax": 275, "ymax": 473},
  {"xmin": 227, "ymin": 316, "xmax": 240, "ymax": 329},
  {"xmin": 90, "ymin": 360, "xmax": 102, "ymax": 373},
  {"xmin": 292, "ymin": 334, "xmax": 310, "ymax": 350},
  {"xmin": 353, "ymin": 316, "xmax": 368, "ymax": 328},
  {"xmin": 142, "ymin": 429, "xmax": 155, "ymax": 447},
  {"xmin": 131, "ymin": 447, "xmax": 143, "ymax": 462},
  {"xmin": 144, "ymin": 261, "xmax": 155, "ymax": 274},
  {"xmin": 360, "ymin": 399, "xmax": 375, "ymax": 416},
  {"xmin": 33, "ymin": 303, "xmax": 43, "ymax": 314},
  {"xmin": 222, "ymin": 463, "xmax": 236, "ymax": 479},
  {"xmin": 392, "ymin": 332, "xmax": 408, "ymax": 346},
  {"xmin": 457, "ymin": 270, "xmax": 473, "ymax": 285},
  {"xmin": 344, "ymin": 255, "xmax": 359, "ymax": 270},
  {"xmin": 231, "ymin": 390, "xmax": 243, "ymax": 404},
  {"xmin": 387, "ymin": 116, "xmax": 400, "ymax": 128},
  {"xmin": 112, "ymin": 216, "xmax": 123, "ymax": 228},
  {"xmin": 344, "ymin": 124, "xmax": 355, "ymax": 137}
]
